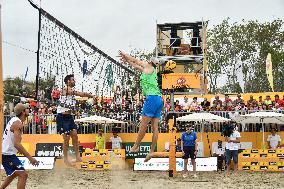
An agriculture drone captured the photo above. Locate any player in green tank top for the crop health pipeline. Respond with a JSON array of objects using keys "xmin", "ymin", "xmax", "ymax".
[{"xmin": 119, "ymin": 51, "xmax": 163, "ymax": 162}]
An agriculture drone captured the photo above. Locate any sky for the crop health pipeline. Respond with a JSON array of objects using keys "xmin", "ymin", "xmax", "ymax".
[{"xmin": 0, "ymin": 0, "xmax": 283, "ymax": 81}]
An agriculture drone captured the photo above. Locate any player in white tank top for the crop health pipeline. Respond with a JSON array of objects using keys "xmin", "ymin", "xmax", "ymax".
[
  {"xmin": 2, "ymin": 117, "xmax": 21, "ymax": 155},
  {"xmin": 1, "ymin": 103, "xmax": 39, "ymax": 189}
]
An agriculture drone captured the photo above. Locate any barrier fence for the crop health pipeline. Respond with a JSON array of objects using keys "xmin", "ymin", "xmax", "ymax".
[{"xmin": 3, "ymin": 110, "xmax": 284, "ymax": 134}]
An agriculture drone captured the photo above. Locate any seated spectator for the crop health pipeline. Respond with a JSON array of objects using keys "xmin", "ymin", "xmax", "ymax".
[
  {"xmin": 274, "ymin": 103, "xmax": 283, "ymax": 111},
  {"xmin": 213, "ymin": 140, "xmax": 225, "ymax": 171},
  {"xmin": 109, "ymin": 132, "xmax": 122, "ymax": 149},
  {"xmin": 258, "ymin": 96, "xmax": 264, "ymax": 106},
  {"xmin": 174, "ymin": 100, "xmax": 182, "ymax": 112},
  {"xmin": 164, "ymin": 141, "xmax": 170, "ymax": 152},
  {"xmin": 189, "ymin": 97, "xmax": 199, "ymax": 111},
  {"xmin": 51, "ymin": 86, "xmax": 61, "ymax": 103},
  {"xmin": 164, "ymin": 97, "xmax": 171, "ymax": 112},
  {"xmin": 264, "ymin": 95, "xmax": 272, "ymax": 106},
  {"xmin": 180, "ymin": 96, "xmax": 189, "ymax": 111},
  {"xmin": 212, "ymin": 95, "xmax": 222, "ymax": 109},
  {"xmin": 234, "ymin": 93, "xmax": 244, "ymax": 107},
  {"xmin": 267, "ymin": 128, "xmax": 281, "ymax": 149},
  {"xmin": 259, "ymin": 104, "xmax": 268, "ymax": 111},
  {"xmin": 95, "ymin": 129, "xmax": 105, "ymax": 150},
  {"xmin": 223, "ymin": 94, "xmax": 233, "ymax": 111},
  {"xmin": 201, "ymin": 97, "xmax": 210, "ymax": 111},
  {"xmin": 247, "ymin": 95, "xmax": 257, "ymax": 108},
  {"xmin": 274, "ymin": 95, "xmax": 284, "ymax": 107},
  {"xmin": 176, "ymin": 138, "xmax": 182, "ymax": 152}
]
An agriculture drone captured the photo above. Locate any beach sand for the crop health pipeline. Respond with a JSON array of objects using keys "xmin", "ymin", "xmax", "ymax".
[{"xmin": 1, "ymin": 168, "xmax": 284, "ymax": 189}]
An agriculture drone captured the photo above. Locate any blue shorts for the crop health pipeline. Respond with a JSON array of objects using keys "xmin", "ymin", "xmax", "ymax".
[
  {"xmin": 2, "ymin": 155, "xmax": 25, "ymax": 176},
  {"xmin": 56, "ymin": 114, "xmax": 78, "ymax": 135},
  {"xmin": 142, "ymin": 96, "xmax": 163, "ymax": 118},
  {"xmin": 226, "ymin": 149, "xmax": 238, "ymax": 164}
]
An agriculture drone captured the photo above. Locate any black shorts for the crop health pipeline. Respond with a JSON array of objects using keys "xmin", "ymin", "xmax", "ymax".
[
  {"xmin": 182, "ymin": 146, "xmax": 196, "ymax": 160},
  {"xmin": 56, "ymin": 114, "xmax": 78, "ymax": 135}
]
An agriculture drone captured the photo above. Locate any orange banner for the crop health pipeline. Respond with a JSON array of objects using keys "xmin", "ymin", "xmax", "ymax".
[{"xmin": 162, "ymin": 73, "xmax": 200, "ymax": 90}]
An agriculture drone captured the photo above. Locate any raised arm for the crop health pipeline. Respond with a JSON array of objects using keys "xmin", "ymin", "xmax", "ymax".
[{"xmin": 118, "ymin": 51, "xmax": 148, "ymax": 72}]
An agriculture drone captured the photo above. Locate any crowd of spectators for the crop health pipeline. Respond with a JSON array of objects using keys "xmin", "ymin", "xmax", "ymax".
[
  {"xmin": 166, "ymin": 94, "xmax": 284, "ymax": 113},
  {"xmin": 4, "ymin": 89, "xmax": 284, "ymax": 135}
]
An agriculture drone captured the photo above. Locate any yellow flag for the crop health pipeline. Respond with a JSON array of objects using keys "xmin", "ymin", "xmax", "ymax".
[{"xmin": 266, "ymin": 53, "xmax": 274, "ymax": 92}]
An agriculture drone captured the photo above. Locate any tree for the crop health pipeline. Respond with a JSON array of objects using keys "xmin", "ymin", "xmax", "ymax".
[
  {"xmin": 207, "ymin": 18, "xmax": 284, "ymax": 93},
  {"xmin": 4, "ymin": 76, "xmax": 56, "ymax": 102}
]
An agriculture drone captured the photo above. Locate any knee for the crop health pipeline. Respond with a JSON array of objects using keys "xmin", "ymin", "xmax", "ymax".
[{"xmin": 18, "ymin": 171, "xmax": 28, "ymax": 179}]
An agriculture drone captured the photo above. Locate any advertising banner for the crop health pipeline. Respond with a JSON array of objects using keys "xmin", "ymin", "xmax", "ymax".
[
  {"xmin": 124, "ymin": 142, "xmax": 157, "ymax": 159},
  {"xmin": 134, "ymin": 157, "xmax": 217, "ymax": 171},
  {"xmin": 35, "ymin": 143, "xmax": 63, "ymax": 157},
  {"xmin": 1, "ymin": 157, "xmax": 55, "ymax": 170},
  {"xmin": 162, "ymin": 73, "xmax": 200, "ymax": 90}
]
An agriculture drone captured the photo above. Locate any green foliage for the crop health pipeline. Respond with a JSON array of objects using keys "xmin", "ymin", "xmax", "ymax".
[
  {"xmin": 207, "ymin": 18, "xmax": 284, "ymax": 93},
  {"xmin": 4, "ymin": 76, "xmax": 55, "ymax": 102}
]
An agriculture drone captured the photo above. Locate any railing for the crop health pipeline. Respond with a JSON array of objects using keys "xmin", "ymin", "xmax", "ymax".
[{"xmin": 4, "ymin": 110, "xmax": 284, "ymax": 134}]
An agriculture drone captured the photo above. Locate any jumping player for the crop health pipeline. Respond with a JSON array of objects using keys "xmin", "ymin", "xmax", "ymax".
[
  {"xmin": 1, "ymin": 103, "xmax": 39, "ymax": 189},
  {"xmin": 118, "ymin": 51, "xmax": 163, "ymax": 162}
]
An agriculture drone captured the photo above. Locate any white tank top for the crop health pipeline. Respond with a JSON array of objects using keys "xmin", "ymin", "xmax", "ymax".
[
  {"xmin": 57, "ymin": 95, "xmax": 76, "ymax": 113},
  {"xmin": 2, "ymin": 117, "xmax": 21, "ymax": 155}
]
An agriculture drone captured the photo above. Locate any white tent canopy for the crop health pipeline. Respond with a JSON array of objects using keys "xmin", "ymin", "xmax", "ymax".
[
  {"xmin": 177, "ymin": 112, "xmax": 231, "ymax": 142},
  {"xmin": 176, "ymin": 112, "xmax": 230, "ymax": 122},
  {"xmin": 236, "ymin": 111, "xmax": 284, "ymax": 148},
  {"xmin": 237, "ymin": 111, "xmax": 284, "ymax": 124},
  {"xmin": 75, "ymin": 115, "xmax": 126, "ymax": 124}
]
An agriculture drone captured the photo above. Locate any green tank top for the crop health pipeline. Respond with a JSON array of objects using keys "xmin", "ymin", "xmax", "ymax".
[{"xmin": 140, "ymin": 69, "xmax": 162, "ymax": 96}]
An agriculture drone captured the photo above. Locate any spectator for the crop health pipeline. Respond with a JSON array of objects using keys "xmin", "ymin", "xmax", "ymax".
[
  {"xmin": 258, "ymin": 96, "xmax": 264, "ymax": 106},
  {"xmin": 267, "ymin": 128, "xmax": 281, "ymax": 149},
  {"xmin": 247, "ymin": 95, "xmax": 257, "ymax": 108},
  {"xmin": 234, "ymin": 93, "xmax": 244, "ymax": 107},
  {"xmin": 223, "ymin": 94, "xmax": 233, "ymax": 111},
  {"xmin": 51, "ymin": 86, "xmax": 61, "ymax": 103},
  {"xmin": 176, "ymin": 138, "xmax": 182, "ymax": 152},
  {"xmin": 189, "ymin": 97, "xmax": 199, "ymax": 111},
  {"xmin": 201, "ymin": 97, "xmax": 210, "ymax": 111},
  {"xmin": 213, "ymin": 140, "xmax": 225, "ymax": 171},
  {"xmin": 95, "ymin": 129, "xmax": 105, "ymax": 150},
  {"xmin": 264, "ymin": 95, "xmax": 272, "ymax": 106},
  {"xmin": 164, "ymin": 141, "xmax": 170, "ymax": 152},
  {"xmin": 180, "ymin": 96, "xmax": 189, "ymax": 111},
  {"xmin": 174, "ymin": 100, "xmax": 182, "ymax": 112},
  {"xmin": 274, "ymin": 95, "xmax": 284, "ymax": 107},
  {"xmin": 212, "ymin": 95, "xmax": 222, "ymax": 110},
  {"xmin": 225, "ymin": 125, "xmax": 241, "ymax": 176},
  {"xmin": 109, "ymin": 132, "xmax": 122, "ymax": 149},
  {"xmin": 164, "ymin": 97, "xmax": 171, "ymax": 112}
]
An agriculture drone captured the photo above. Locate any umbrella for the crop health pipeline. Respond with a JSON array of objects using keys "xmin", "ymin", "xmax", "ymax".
[
  {"xmin": 75, "ymin": 115, "xmax": 126, "ymax": 148},
  {"xmin": 177, "ymin": 112, "xmax": 230, "ymax": 141},
  {"xmin": 75, "ymin": 115, "xmax": 125, "ymax": 124},
  {"xmin": 176, "ymin": 112, "xmax": 230, "ymax": 123},
  {"xmin": 236, "ymin": 111, "xmax": 284, "ymax": 148}
]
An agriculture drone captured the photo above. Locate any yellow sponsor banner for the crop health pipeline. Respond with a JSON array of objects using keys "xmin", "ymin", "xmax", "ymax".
[
  {"xmin": 162, "ymin": 73, "xmax": 200, "ymax": 90},
  {"xmin": 239, "ymin": 149, "xmax": 284, "ymax": 172}
]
